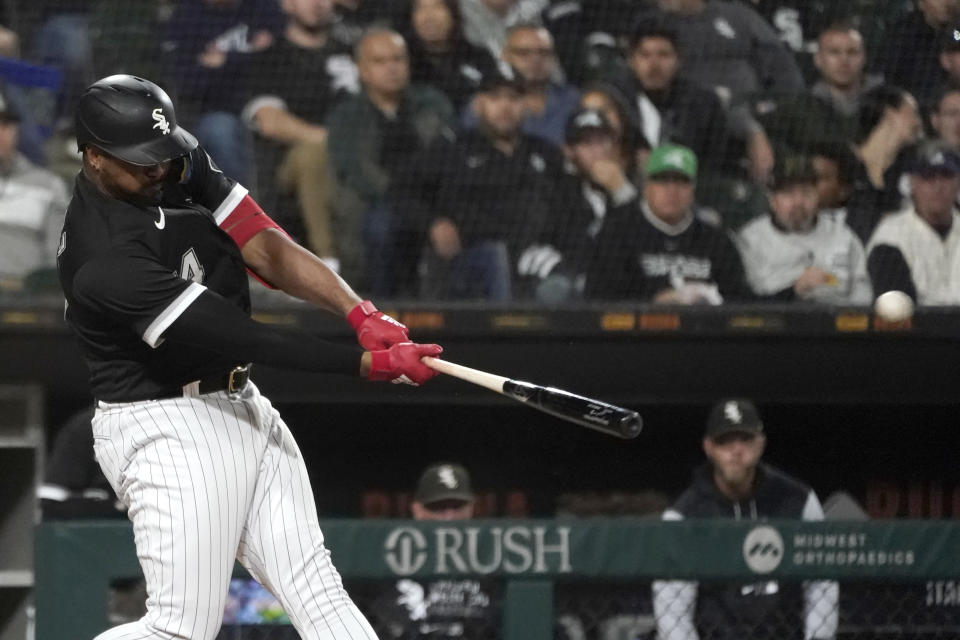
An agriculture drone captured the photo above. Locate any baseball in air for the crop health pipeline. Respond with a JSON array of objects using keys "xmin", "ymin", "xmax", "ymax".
[{"xmin": 874, "ymin": 290, "xmax": 914, "ymax": 323}]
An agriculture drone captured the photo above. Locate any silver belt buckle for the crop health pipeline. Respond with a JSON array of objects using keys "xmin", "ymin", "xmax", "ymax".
[{"xmin": 227, "ymin": 364, "xmax": 250, "ymax": 395}]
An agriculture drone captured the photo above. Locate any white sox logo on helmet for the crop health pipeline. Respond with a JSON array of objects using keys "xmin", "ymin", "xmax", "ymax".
[{"xmin": 152, "ymin": 108, "xmax": 171, "ymax": 135}]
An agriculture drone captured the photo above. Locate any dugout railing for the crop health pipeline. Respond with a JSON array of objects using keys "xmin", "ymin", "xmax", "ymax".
[{"xmin": 35, "ymin": 519, "xmax": 960, "ymax": 640}]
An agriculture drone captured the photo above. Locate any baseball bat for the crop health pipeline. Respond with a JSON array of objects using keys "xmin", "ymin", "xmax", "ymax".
[{"xmin": 422, "ymin": 357, "xmax": 642, "ymax": 439}]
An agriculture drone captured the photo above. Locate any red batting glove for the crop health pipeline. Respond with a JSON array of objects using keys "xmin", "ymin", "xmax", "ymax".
[
  {"xmin": 348, "ymin": 300, "xmax": 410, "ymax": 350},
  {"xmin": 368, "ymin": 342, "xmax": 443, "ymax": 386}
]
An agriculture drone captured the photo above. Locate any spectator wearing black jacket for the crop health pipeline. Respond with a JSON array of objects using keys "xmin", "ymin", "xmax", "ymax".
[
  {"xmin": 652, "ymin": 399, "xmax": 839, "ymax": 640},
  {"xmin": 622, "ymin": 22, "xmax": 731, "ymax": 177},
  {"xmin": 518, "ymin": 108, "xmax": 638, "ymax": 301},
  {"xmin": 876, "ymin": 0, "xmax": 959, "ymax": 105},
  {"xmin": 398, "ymin": 0, "xmax": 500, "ymax": 111},
  {"xmin": 585, "ymin": 144, "xmax": 752, "ymax": 303},
  {"xmin": 392, "ymin": 67, "xmax": 563, "ymax": 300}
]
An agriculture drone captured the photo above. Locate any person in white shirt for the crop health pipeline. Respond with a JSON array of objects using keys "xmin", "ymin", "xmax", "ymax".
[
  {"xmin": 0, "ymin": 86, "xmax": 68, "ymax": 290},
  {"xmin": 738, "ymin": 155, "xmax": 871, "ymax": 304},
  {"xmin": 867, "ymin": 140, "xmax": 960, "ymax": 305}
]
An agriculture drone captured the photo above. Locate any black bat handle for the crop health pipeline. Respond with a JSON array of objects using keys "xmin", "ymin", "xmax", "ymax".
[{"xmin": 503, "ymin": 380, "xmax": 643, "ymax": 439}]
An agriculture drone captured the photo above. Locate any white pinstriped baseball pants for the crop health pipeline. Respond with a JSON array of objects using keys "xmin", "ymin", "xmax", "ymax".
[{"xmin": 91, "ymin": 382, "xmax": 378, "ymax": 640}]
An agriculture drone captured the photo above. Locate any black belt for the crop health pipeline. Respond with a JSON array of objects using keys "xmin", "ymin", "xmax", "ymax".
[{"xmin": 158, "ymin": 364, "xmax": 252, "ymax": 399}]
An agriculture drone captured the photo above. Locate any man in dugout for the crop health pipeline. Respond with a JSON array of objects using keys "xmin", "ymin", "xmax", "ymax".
[
  {"xmin": 652, "ymin": 399, "xmax": 838, "ymax": 640},
  {"xmin": 348, "ymin": 462, "xmax": 500, "ymax": 639}
]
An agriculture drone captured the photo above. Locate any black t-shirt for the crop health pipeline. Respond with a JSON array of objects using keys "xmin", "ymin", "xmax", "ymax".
[
  {"xmin": 407, "ymin": 42, "xmax": 498, "ymax": 111},
  {"xmin": 57, "ymin": 147, "xmax": 255, "ymax": 402},
  {"xmin": 244, "ymin": 37, "xmax": 357, "ymax": 126},
  {"xmin": 243, "ymin": 36, "xmax": 357, "ymax": 237},
  {"xmin": 396, "ymin": 130, "xmax": 564, "ymax": 254}
]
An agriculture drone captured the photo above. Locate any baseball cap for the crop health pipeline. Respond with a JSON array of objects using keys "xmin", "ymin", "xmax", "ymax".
[
  {"xmin": 907, "ymin": 140, "xmax": 960, "ymax": 176},
  {"xmin": 479, "ymin": 63, "xmax": 524, "ymax": 94},
  {"xmin": 646, "ymin": 144, "xmax": 697, "ymax": 180},
  {"xmin": 565, "ymin": 108, "xmax": 614, "ymax": 144},
  {"xmin": 769, "ymin": 155, "xmax": 818, "ymax": 191},
  {"xmin": 705, "ymin": 399, "xmax": 764, "ymax": 439},
  {"xmin": 0, "ymin": 86, "xmax": 20, "ymax": 123},
  {"xmin": 414, "ymin": 462, "xmax": 474, "ymax": 505}
]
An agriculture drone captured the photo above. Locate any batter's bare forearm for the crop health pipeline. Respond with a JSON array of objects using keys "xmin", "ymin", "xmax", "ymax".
[{"xmin": 242, "ymin": 228, "xmax": 361, "ymax": 316}]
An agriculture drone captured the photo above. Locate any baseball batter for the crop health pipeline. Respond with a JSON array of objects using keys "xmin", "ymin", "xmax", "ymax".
[{"xmin": 57, "ymin": 74, "xmax": 442, "ymax": 640}]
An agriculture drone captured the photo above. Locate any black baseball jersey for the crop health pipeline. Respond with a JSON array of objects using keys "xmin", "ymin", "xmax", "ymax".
[{"xmin": 57, "ymin": 147, "xmax": 258, "ymax": 402}]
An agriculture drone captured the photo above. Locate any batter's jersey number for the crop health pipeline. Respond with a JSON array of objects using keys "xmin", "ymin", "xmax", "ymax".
[{"xmin": 180, "ymin": 248, "xmax": 205, "ymax": 284}]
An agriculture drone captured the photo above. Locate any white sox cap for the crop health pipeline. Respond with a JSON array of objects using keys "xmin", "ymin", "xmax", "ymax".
[{"xmin": 415, "ymin": 462, "xmax": 474, "ymax": 505}]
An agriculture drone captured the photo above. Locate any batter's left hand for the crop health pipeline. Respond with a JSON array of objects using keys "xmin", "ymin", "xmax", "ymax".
[
  {"xmin": 367, "ymin": 342, "xmax": 443, "ymax": 386},
  {"xmin": 348, "ymin": 300, "xmax": 410, "ymax": 350}
]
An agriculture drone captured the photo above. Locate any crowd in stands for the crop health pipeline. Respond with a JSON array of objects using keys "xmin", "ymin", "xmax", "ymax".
[{"xmin": 2, "ymin": 0, "xmax": 960, "ymax": 305}]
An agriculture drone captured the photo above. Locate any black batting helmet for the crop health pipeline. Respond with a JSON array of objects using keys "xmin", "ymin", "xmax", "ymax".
[{"xmin": 76, "ymin": 75, "xmax": 198, "ymax": 165}]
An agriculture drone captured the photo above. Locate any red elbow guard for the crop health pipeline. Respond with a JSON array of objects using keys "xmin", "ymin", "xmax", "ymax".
[{"xmin": 220, "ymin": 195, "xmax": 287, "ymax": 248}]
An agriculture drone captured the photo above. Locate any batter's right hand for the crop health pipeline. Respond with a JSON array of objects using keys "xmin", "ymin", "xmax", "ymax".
[{"xmin": 368, "ymin": 342, "xmax": 443, "ymax": 386}]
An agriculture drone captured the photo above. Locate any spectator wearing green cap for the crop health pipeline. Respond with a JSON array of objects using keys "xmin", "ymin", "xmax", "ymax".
[{"xmin": 584, "ymin": 144, "xmax": 752, "ymax": 303}]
